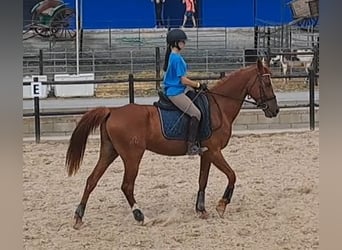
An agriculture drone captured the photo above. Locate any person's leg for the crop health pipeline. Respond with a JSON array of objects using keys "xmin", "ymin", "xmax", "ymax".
[
  {"xmin": 192, "ymin": 14, "xmax": 197, "ymax": 27},
  {"xmin": 168, "ymin": 93, "xmax": 204, "ymax": 155},
  {"xmin": 168, "ymin": 93, "xmax": 201, "ymax": 120},
  {"xmin": 156, "ymin": 2, "xmax": 163, "ymax": 27},
  {"xmin": 160, "ymin": 3, "xmax": 164, "ymax": 27},
  {"xmin": 182, "ymin": 14, "xmax": 188, "ymax": 28}
]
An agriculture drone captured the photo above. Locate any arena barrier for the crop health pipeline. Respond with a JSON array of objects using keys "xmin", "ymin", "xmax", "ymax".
[{"xmin": 23, "ymin": 68, "xmax": 318, "ymax": 142}]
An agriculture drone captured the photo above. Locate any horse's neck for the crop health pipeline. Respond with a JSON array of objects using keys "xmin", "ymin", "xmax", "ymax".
[{"xmin": 212, "ymin": 68, "xmax": 252, "ymax": 123}]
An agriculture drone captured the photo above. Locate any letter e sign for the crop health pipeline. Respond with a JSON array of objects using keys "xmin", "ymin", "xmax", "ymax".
[{"xmin": 31, "ymin": 81, "xmax": 42, "ymax": 98}]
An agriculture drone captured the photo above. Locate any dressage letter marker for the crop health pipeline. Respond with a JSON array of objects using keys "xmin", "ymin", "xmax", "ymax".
[
  {"xmin": 32, "ymin": 77, "xmax": 41, "ymax": 143},
  {"xmin": 31, "ymin": 80, "xmax": 42, "ymax": 98}
]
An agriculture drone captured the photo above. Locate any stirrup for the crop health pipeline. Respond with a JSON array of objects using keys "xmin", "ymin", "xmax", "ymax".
[{"xmin": 187, "ymin": 145, "xmax": 208, "ymax": 156}]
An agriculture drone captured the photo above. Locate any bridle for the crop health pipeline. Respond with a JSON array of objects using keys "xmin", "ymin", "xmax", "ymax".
[
  {"xmin": 250, "ymin": 73, "xmax": 277, "ymax": 110},
  {"xmin": 207, "ymin": 72, "xmax": 276, "ymax": 111}
]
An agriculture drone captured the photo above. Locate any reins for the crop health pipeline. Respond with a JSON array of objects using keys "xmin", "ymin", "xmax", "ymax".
[
  {"xmin": 206, "ymin": 72, "xmax": 276, "ymax": 110},
  {"xmin": 207, "ymin": 90, "xmax": 258, "ymax": 106},
  {"xmin": 168, "ymin": 70, "xmax": 277, "ymax": 131}
]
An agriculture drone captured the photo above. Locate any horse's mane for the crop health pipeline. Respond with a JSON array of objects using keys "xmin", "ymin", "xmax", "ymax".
[{"xmin": 211, "ymin": 65, "xmax": 255, "ymax": 90}]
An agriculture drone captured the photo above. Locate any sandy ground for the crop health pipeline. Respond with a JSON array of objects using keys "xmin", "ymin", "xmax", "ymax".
[{"xmin": 23, "ymin": 130, "xmax": 319, "ymax": 250}]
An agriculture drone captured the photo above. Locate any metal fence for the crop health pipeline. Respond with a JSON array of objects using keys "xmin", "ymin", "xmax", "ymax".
[
  {"xmin": 24, "ymin": 67, "xmax": 319, "ymax": 143},
  {"xmin": 23, "ymin": 25, "xmax": 319, "ymax": 52},
  {"xmin": 23, "ymin": 46, "xmax": 318, "ymax": 83},
  {"xmin": 23, "ymin": 47, "xmax": 248, "ymax": 80},
  {"xmin": 23, "ymin": 25, "xmax": 319, "ymax": 86}
]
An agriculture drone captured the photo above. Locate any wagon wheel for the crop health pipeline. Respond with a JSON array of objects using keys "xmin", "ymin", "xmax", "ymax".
[
  {"xmin": 296, "ymin": 16, "xmax": 319, "ymax": 32},
  {"xmin": 50, "ymin": 7, "xmax": 76, "ymax": 40},
  {"xmin": 31, "ymin": 12, "xmax": 54, "ymax": 38}
]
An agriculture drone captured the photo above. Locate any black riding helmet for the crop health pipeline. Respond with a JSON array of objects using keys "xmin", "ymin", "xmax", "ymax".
[
  {"xmin": 166, "ymin": 29, "xmax": 188, "ymax": 46},
  {"xmin": 163, "ymin": 29, "xmax": 188, "ymax": 71}
]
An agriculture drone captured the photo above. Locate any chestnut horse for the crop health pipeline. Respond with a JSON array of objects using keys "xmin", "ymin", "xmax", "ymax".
[{"xmin": 66, "ymin": 59, "xmax": 279, "ymax": 229}]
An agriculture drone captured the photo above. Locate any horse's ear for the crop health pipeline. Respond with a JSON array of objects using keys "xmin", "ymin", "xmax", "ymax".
[{"xmin": 256, "ymin": 58, "xmax": 264, "ymax": 73}]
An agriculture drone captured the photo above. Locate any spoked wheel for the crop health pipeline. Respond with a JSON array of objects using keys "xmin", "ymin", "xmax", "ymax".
[
  {"xmin": 31, "ymin": 12, "xmax": 54, "ymax": 38},
  {"xmin": 50, "ymin": 7, "xmax": 76, "ymax": 40},
  {"xmin": 296, "ymin": 17, "xmax": 319, "ymax": 32}
]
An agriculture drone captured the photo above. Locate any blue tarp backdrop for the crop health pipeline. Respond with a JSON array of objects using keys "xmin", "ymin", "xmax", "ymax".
[{"xmin": 24, "ymin": 0, "xmax": 293, "ymax": 29}]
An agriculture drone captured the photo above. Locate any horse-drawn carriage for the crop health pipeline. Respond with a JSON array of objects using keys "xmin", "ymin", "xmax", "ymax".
[
  {"xmin": 289, "ymin": 0, "xmax": 319, "ymax": 31},
  {"xmin": 23, "ymin": 0, "xmax": 76, "ymax": 40}
]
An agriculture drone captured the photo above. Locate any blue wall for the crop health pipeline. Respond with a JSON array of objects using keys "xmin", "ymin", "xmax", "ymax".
[
  {"xmin": 200, "ymin": 0, "xmax": 293, "ymax": 27},
  {"xmin": 63, "ymin": 0, "xmax": 293, "ymax": 29}
]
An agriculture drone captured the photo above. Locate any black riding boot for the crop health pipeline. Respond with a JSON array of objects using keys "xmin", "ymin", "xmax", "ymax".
[{"xmin": 187, "ymin": 116, "xmax": 202, "ymax": 155}]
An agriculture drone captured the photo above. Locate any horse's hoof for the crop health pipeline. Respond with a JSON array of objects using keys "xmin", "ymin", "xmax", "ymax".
[
  {"xmin": 216, "ymin": 200, "xmax": 227, "ymax": 218},
  {"xmin": 73, "ymin": 218, "xmax": 84, "ymax": 230},
  {"xmin": 133, "ymin": 209, "xmax": 145, "ymax": 223},
  {"xmin": 216, "ymin": 206, "xmax": 225, "ymax": 218},
  {"xmin": 197, "ymin": 210, "xmax": 209, "ymax": 219}
]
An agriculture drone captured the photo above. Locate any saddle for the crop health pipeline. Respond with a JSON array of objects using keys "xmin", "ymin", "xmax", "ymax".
[{"xmin": 153, "ymin": 90, "xmax": 212, "ymax": 141}]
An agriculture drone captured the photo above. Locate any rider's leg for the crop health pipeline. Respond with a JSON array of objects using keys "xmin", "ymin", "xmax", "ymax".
[
  {"xmin": 186, "ymin": 116, "xmax": 202, "ymax": 155},
  {"xmin": 168, "ymin": 93, "xmax": 203, "ymax": 155}
]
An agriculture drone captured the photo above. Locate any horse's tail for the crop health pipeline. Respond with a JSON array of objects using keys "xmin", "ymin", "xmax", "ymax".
[{"xmin": 66, "ymin": 107, "xmax": 111, "ymax": 176}]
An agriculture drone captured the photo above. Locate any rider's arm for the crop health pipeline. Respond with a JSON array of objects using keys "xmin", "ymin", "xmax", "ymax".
[{"xmin": 180, "ymin": 76, "xmax": 200, "ymax": 89}]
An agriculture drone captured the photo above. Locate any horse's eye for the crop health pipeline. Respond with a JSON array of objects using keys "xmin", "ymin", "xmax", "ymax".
[{"xmin": 265, "ymin": 81, "xmax": 272, "ymax": 87}]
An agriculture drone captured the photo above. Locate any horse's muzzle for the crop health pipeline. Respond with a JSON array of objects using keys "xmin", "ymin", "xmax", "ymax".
[{"xmin": 260, "ymin": 99, "xmax": 279, "ymax": 118}]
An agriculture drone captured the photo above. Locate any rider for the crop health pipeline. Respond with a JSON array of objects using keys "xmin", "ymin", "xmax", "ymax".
[{"xmin": 162, "ymin": 28, "xmax": 206, "ymax": 155}]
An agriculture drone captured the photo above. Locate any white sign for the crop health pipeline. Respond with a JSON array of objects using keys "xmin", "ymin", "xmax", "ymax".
[
  {"xmin": 31, "ymin": 81, "xmax": 42, "ymax": 98},
  {"xmin": 23, "ymin": 75, "xmax": 48, "ymax": 99},
  {"xmin": 54, "ymin": 73, "xmax": 95, "ymax": 97}
]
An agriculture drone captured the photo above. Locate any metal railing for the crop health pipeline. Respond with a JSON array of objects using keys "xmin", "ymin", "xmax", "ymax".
[{"xmin": 23, "ymin": 46, "xmax": 319, "ymax": 83}]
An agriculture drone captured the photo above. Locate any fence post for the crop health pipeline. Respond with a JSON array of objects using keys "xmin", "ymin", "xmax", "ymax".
[
  {"xmin": 92, "ymin": 49, "xmax": 95, "ymax": 73},
  {"xmin": 224, "ymin": 28, "xmax": 228, "ymax": 49},
  {"xmin": 39, "ymin": 49, "xmax": 43, "ymax": 75},
  {"xmin": 155, "ymin": 47, "xmax": 161, "ymax": 90},
  {"xmin": 33, "ymin": 77, "xmax": 41, "ymax": 143},
  {"xmin": 108, "ymin": 27, "xmax": 112, "ymax": 50},
  {"xmin": 128, "ymin": 73, "xmax": 134, "ymax": 104},
  {"xmin": 254, "ymin": 26, "xmax": 258, "ymax": 49},
  {"xmin": 313, "ymin": 45, "xmax": 319, "ymax": 86},
  {"xmin": 130, "ymin": 50, "xmax": 134, "ymax": 73},
  {"xmin": 36, "ymin": 49, "xmax": 43, "ymax": 142},
  {"xmin": 205, "ymin": 50, "xmax": 209, "ymax": 73},
  {"xmin": 308, "ymin": 67, "xmax": 315, "ymax": 131}
]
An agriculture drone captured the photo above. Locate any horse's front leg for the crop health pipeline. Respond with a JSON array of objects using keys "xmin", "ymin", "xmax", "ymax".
[
  {"xmin": 211, "ymin": 151, "xmax": 236, "ymax": 218},
  {"xmin": 196, "ymin": 154, "xmax": 211, "ymax": 219},
  {"xmin": 282, "ymin": 63, "xmax": 288, "ymax": 83},
  {"xmin": 304, "ymin": 64, "xmax": 310, "ymax": 84}
]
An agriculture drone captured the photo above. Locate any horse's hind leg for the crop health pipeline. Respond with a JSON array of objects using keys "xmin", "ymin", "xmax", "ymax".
[
  {"xmin": 73, "ymin": 125, "xmax": 118, "ymax": 230},
  {"xmin": 120, "ymin": 149, "xmax": 145, "ymax": 223},
  {"xmin": 210, "ymin": 151, "xmax": 236, "ymax": 218}
]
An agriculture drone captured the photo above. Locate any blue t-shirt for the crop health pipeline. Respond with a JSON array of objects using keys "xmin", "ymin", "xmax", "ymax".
[{"xmin": 163, "ymin": 52, "xmax": 187, "ymax": 96}]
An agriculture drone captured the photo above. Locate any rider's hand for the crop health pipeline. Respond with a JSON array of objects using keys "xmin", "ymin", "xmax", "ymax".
[{"xmin": 196, "ymin": 82, "xmax": 208, "ymax": 91}]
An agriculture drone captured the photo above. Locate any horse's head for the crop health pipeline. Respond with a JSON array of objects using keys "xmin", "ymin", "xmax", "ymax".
[{"xmin": 246, "ymin": 59, "xmax": 279, "ymax": 118}]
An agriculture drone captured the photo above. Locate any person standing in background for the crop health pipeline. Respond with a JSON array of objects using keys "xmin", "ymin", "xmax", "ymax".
[
  {"xmin": 181, "ymin": 0, "xmax": 197, "ymax": 28},
  {"xmin": 152, "ymin": 0, "xmax": 165, "ymax": 28}
]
